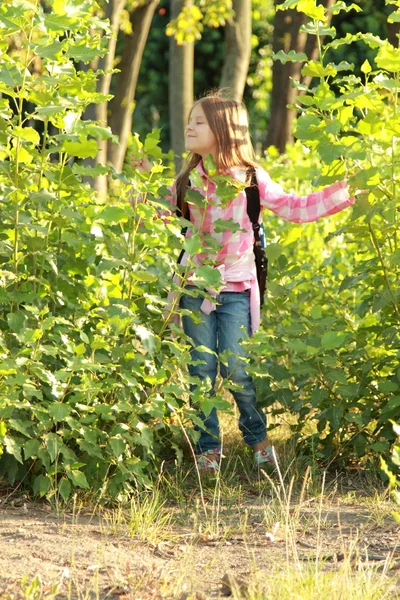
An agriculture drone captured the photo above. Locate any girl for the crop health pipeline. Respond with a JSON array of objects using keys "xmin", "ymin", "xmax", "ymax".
[{"xmin": 133, "ymin": 92, "xmax": 355, "ymax": 474}]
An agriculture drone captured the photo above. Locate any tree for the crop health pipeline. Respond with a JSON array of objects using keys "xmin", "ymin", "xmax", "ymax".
[
  {"xmin": 219, "ymin": 0, "xmax": 252, "ymax": 102},
  {"xmin": 96, "ymin": 0, "xmax": 127, "ymax": 196},
  {"xmin": 108, "ymin": 0, "xmax": 160, "ymax": 173},
  {"xmin": 265, "ymin": 0, "xmax": 334, "ymax": 153},
  {"xmin": 169, "ymin": 0, "xmax": 194, "ymax": 171},
  {"xmin": 93, "ymin": 0, "xmax": 159, "ymax": 194}
]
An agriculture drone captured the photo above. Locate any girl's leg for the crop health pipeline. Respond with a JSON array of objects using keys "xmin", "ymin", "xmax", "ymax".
[
  {"xmin": 217, "ymin": 291, "xmax": 267, "ymax": 448},
  {"xmin": 180, "ymin": 289, "xmax": 219, "ymax": 454}
]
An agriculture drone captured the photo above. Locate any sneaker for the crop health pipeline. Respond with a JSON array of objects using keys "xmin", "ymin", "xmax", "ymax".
[
  {"xmin": 254, "ymin": 445, "xmax": 278, "ymax": 470},
  {"xmin": 196, "ymin": 448, "xmax": 221, "ymax": 474}
]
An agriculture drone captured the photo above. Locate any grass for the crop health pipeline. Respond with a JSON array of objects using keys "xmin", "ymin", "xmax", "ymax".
[
  {"xmin": 102, "ymin": 489, "xmax": 174, "ymax": 544},
  {"xmin": 227, "ymin": 560, "xmax": 398, "ymax": 600}
]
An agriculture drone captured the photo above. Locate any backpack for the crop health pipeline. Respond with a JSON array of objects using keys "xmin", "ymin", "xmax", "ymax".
[
  {"xmin": 245, "ymin": 168, "xmax": 268, "ymax": 307},
  {"xmin": 177, "ymin": 168, "xmax": 268, "ymax": 307}
]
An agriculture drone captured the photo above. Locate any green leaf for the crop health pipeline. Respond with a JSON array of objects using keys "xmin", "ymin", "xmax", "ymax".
[
  {"xmin": 212, "ymin": 219, "xmax": 243, "ymax": 234},
  {"xmin": 67, "ymin": 42, "xmax": 103, "ymax": 63},
  {"xmin": 30, "ymin": 189, "xmax": 58, "ymax": 204},
  {"xmin": 7, "ymin": 312, "xmax": 25, "ymax": 333},
  {"xmin": 33, "ymin": 475, "xmax": 51, "ymax": 497},
  {"xmin": 18, "ymin": 329, "xmax": 42, "ymax": 344},
  {"xmin": 134, "ymin": 325, "xmax": 158, "ymax": 355},
  {"xmin": 67, "ymin": 469, "xmax": 89, "ymax": 489},
  {"xmin": 144, "ymin": 129, "xmax": 163, "ymax": 159},
  {"xmin": 277, "ymin": 0, "xmax": 326, "ymax": 18},
  {"xmin": 0, "ymin": 14, "xmax": 23, "ymax": 35},
  {"xmin": 184, "ymin": 234, "xmax": 203, "ymax": 255},
  {"xmin": 98, "ymin": 206, "xmax": 128, "ymax": 224},
  {"xmin": 321, "ymin": 331, "xmax": 348, "ymax": 350},
  {"xmin": 131, "ymin": 271, "xmax": 158, "ymax": 282},
  {"xmin": 45, "ymin": 433, "xmax": 61, "ymax": 463},
  {"xmin": 203, "ymin": 154, "xmax": 216, "ymax": 174},
  {"xmin": 44, "ymin": 14, "xmax": 80, "ymax": 32},
  {"xmin": 310, "ymin": 305, "xmax": 322, "ymax": 319},
  {"xmin": 273, "ymin": 50, "xmax": 308, "ymax": 64},
  {"xmin": 35, "ymin": 105, "xmax": 65, "ymax": 117},
  {"xmin": 62, "ymin": 139, "xmax": 98, "ymax": 159},
  {"xmin": 189, "ymin": 169, "xmax": 205, "ymax": 189},
  {"xmin": 8, "ymin": 418, "xmax": 31, "ymax": 437},
  {"xmin": 24, "ymin": 439, "xmax": 41, "ymax": 460},
  {"xmin": 13, "ymin": 126, "xmax": 40, "ymax": 144},
  {"xmin": 287, "ymin": 339, "xmax": 310, "ymax": 353},
  {"xmin": 378, "ymin": 381, "xmax": 399, "ymax": 394},
  {"xmin": 369, "ymin": 441, "xmax": 390, "ymax": 453},
  {"xmin": 0, "ymin": 66, "xmax": 23, "ymax": 87},
  {"xmin": 311, "ymin": 387, "xmax": 329, "ymax": 407},
  {"xmin": 109, "ymin": 436, "xmax": 126, "ymax": 458},
  {"xmin": 82, "ymin": 124, "xmax": 118, "ymax": 142},
  {"xmin": 266, "ymin": 243, "xmax": 284, "ymax": 263},
  {"xmin": 361, "ymin": 59, "xmax": 372, "ymax": 74},
  {"xmin": 186, "ymin": 188, "xmax": 206, "ymax": 208},
  {"xmin": 326, "ymin": 2, "xmax": 362, "ymax": 14},
  {"xmin": 191, "ymin": 266, "xmax": 222, "ymax": 288},
  {"xmin": 276, "ymin": 0, "xmax": 301, "ymax": 9},
  {"xmin": 78, "ymin": 440, "xmax": 103, "ymax": 459},
  {"xmin": 200, "ymin": 396, "xmax": 232, "ymax": 418},
  {"xmin": 34, "ymin": 40, "xmax": 66, "ymax": 60},
  {"xmin": 375, "ymin": 42, "xmax": 400, "ymax": 73},
  {"xmin": 74, "ymin": 343, "xmax": 86, "ymax": 356},
  {"xmin": 388, "ymin": 11, "xmax": 400, "ymax": 24},
  {"xmin": 58, "ymin": 477, "xmax": 72, "ymax": 502},
  {"xmin": 48, "ymin": 403, "xmax": 72, "ymax": 422},
  {"xmin": 297, "ymin": 0, "xmax": 326, "ymax": 20},
  {"xmin": 301, "ymin": 62, "xmax": 337, "ymax": 78},
  {"xmin": 324, "ymin": 405, "xmax": 344, "ymax": 430},
  {"xmin": 4, "ymin": 436, "xmax": 23, "ymax": 463},
  {"xmin": 300, "ymin": 22, "xmax": 336, "ymax": 37},
  {"xmin": 73, "ymin": 163, "xmax": 110, "ymax": 176},
  {"xmin": 294, "ymin": 114, "xmax": 321, "ymax": 141}
]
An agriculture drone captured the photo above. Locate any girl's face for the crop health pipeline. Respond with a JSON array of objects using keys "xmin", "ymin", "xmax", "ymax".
[{"xmin": 185, "ymin": 103, "xmax": 217, "ymax": 159}]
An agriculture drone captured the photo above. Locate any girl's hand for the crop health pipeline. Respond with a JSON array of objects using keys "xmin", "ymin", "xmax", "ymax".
[{"xmin": 131, "ymin": 155, "xmax": 152, "ymax": 173}]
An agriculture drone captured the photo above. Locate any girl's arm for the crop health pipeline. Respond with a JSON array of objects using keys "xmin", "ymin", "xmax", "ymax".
[{"xmin": 256, "ymin": 168, "xmax": 355, "ymax": 224}]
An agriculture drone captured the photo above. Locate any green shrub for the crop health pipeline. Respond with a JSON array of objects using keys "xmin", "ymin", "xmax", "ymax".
[{"xmin": 248, "ymin": 0, "xmax": 400, "ymax": 467}]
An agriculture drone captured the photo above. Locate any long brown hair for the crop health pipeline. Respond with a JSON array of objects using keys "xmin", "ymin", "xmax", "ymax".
[{"xmin": 175, "ymin": 92, "xmax": 260, "ymax": 218}]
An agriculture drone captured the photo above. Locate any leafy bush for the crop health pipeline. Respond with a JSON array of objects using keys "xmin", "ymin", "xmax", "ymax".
[
  {"xmin": 0, "ymin": 0, "xmax": 207, "ymax": 501},
  {"xmin": 248, "ymin": 0, "xmax": 400, "ymax": 467}
]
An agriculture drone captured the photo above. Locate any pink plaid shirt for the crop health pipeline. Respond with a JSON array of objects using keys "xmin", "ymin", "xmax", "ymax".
[{"xmin": 168, "ymin": 161, "xmax": 355, "ymax": 332}]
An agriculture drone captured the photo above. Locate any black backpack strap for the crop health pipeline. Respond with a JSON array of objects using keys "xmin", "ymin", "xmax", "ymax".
[
  {"xmin": 245, "ymin": 167, "xmax": 268, "ymax": 307},
  {"xmin": 245, "ymin": 168, "xmax": 261, "ymax": 241},
  {"xmin": 177, "ymin": 179, "xmax": 191, "ymax": 264}
]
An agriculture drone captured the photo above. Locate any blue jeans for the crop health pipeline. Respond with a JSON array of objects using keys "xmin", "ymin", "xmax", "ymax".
[{"xmin": 180, "ymin": 288, "xmax": 267, "ymax": 454}]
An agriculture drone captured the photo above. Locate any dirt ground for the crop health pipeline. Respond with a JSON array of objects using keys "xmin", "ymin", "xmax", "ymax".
[{"xmin": 1, "ymin": 483, "xmax": 400, "ymax": 600}]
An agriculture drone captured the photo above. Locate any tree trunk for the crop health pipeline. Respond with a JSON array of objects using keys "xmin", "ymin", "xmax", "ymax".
[
  {"xmin": 219, "ymin": 0, "xmax": 252, "ymax": 102},
  {"xmin": 169, "ymin": 0, "xmax": 194, "ymax": 172},
  {"xmin": 95, "ymin": 0, "xmax": 127, "ymax": 197},
  {"xmin": 387, "ymin": 5, "xmax": 400, "ymax": 48},
  {"xmin": 108, "ymin": 0, "xmax": 160, "ymax": 173},
  {"xmin": 265, "ymin": 0, "xmax": 334, "ymax": 153}
]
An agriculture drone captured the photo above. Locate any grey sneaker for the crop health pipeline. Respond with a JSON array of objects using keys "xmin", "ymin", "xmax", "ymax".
[
  {"xmin": 196, "ymin": 448, "xmax": 221, "ymax": 474},
  {"xmin": 254, "ymin": 445, "xmax": 278, "ymax": 469}
]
